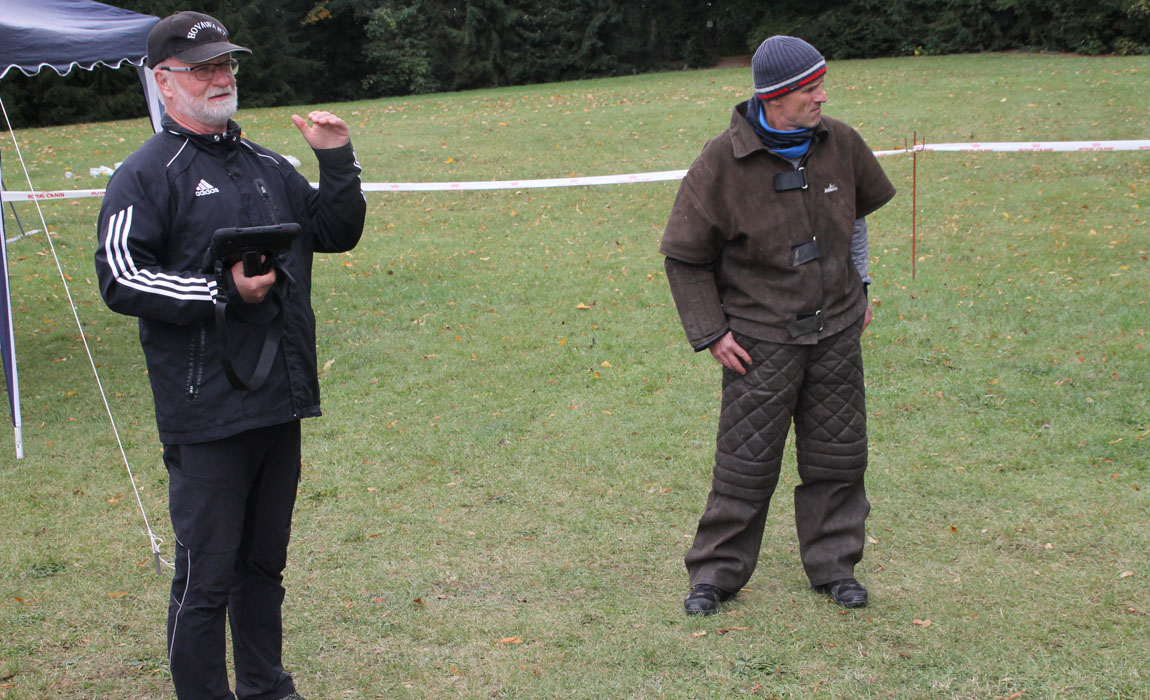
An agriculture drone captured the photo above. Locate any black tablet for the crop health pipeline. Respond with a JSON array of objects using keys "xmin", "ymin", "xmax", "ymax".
[
  {"xmin": 210, "ymin": 223, "xmax": 300, "ymax": 261},
  {"xmin": 205, "ymin": 223, "xmax": 301, "ymax": 275}
]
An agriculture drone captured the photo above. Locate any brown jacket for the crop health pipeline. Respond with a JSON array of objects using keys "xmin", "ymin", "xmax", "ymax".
[{"xmin": 660, "ymin": 103, "xmax": 895, "ymax": 348}]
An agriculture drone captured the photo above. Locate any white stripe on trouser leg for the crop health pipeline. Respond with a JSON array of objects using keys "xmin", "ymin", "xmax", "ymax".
[{"xmin": 169, "ymin": 536, "xmax": 191, "ymax": 661}]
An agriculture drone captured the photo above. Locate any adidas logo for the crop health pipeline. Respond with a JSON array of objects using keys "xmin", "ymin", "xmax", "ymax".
[{"xmin": 194, "ymin": 179, "xmax": 220, "ymax": 197}]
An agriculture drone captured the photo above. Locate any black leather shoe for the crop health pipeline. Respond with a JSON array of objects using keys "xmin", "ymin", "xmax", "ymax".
[
  {"xmin": 683, "ymin": 584, "xmax": 735, "ymax": 616},
  {"xmin": 813, "ymin": 578, "xmax": 868, "ymax": 608}
]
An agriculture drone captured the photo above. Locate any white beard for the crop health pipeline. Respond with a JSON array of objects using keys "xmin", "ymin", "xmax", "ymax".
[{"xmin": 166, "ymin": 81, "xmax": 238, "ymax": 131}]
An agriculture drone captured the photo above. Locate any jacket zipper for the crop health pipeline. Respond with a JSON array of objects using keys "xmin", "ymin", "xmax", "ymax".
[
  {"xmin": 255, "ymin": 178, "xmax": 282, "ymax": 224},
  {"xmin": 186, "ymin": 323, "xmax": 206, "ymax": 399}
]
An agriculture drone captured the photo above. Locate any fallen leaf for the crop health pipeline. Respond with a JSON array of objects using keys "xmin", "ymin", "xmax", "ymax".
[
  {"xmin": 576, "ymin": 303, "xmax": 591, "ymax": 310},
  {"xmin": 716, "ymin": 626, "xmax": 749, "ymax": 635},
  {"xmin": 1119, "ymin": 571, "xmax": 1134, "ymax": 578},
  {"xmin": 107, "ymin": 591, "xmax": 128, "ymax": 598},
  {"xmin": 600, "ymin": 361, "xmax": 611, "ymax": 368},
  {"xmin": 691, "ymin": 631, "xmax": 707, "ymax": 638},
  {"xmin": 913, "ymin": 619, "xmax": 932, "ymax": 627},
  {"xmin": 498, "ymin": 637, "xmax": 523, "ymax": 644}
]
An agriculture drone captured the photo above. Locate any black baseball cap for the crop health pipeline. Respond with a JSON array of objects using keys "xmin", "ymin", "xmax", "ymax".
[{"xmin": 146, "ymin": 11, "xmax": 251, "ymax": 69}]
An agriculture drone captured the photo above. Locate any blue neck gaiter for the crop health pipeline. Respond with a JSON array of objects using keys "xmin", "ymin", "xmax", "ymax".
[{"xmin": 746, "ymin": 97, "xmax": 813, "ymax": 160}]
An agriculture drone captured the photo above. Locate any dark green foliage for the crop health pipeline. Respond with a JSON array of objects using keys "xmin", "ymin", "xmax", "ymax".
[
  {"xmin": 0, "ymin": 66, "xmax": 147, "ymax": 128},
  {"xmin": 777, "ymin": 0, "xmax": 1148, "ymax": 59},
  {"xmin": 361, "ymin": 0, "xmax": 449, "ymax": 95},
  {"xmin": 1, "ymin": 0, "xmax": 1145, "ymax": 126}
]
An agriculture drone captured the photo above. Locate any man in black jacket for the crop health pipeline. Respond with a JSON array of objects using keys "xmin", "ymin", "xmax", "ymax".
[{"xmin": 94, "ymin": 11, "xmax": 365, "ymax": 700}]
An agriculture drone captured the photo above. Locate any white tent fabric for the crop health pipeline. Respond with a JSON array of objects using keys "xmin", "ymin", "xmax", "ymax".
[{"xmin": 1, "ymin": 0, "xmax": 160, "ymax": 457}]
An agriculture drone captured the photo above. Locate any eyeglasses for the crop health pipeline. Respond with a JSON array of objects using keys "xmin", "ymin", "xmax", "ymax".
[{"xmin": 159, "ymin": 59, "xmax": 239, "ymax": 81}]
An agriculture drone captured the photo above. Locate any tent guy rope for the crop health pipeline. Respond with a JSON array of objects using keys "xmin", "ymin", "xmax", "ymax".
[{"xmin": 1, "ymin": 95, "xmax": 171, "ymax": 573}]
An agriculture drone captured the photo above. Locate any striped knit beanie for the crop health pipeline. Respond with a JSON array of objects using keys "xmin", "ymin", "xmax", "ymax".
[{"xmin": 752, "ymin": 36, "xmax": 826, "ymax": 100}]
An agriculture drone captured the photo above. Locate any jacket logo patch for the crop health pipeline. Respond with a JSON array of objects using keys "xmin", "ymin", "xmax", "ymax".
[
  {"xmin": 824, "ymin": 183, "xmax": 839, "ymax": 194},
  {"xmin": 194, "ymin": 179, "xmax": 220, "ymax": 197}
]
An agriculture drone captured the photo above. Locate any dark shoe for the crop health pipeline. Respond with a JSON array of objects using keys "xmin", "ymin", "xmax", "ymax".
[
  {"xmin": 280, "ymin": 693, "xmax": 306, "ymax": 700},
  {"xmin": 812, "ymin": 578, "xmax": 868, "ymax": 608},
  {"xmin": 683, "ymin": 584, "xmax": 735, "ymax": 616}
]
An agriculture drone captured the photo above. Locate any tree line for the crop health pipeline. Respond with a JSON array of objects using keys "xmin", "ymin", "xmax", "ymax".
[{"xmin": 3, "ymin": 0, "xmax": 1147, "ymax": 128}]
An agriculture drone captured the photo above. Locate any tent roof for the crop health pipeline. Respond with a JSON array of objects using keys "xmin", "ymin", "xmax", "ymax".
[{"xmin": 0, "ymin": 0, "xmax": 158, "ymax": 80}]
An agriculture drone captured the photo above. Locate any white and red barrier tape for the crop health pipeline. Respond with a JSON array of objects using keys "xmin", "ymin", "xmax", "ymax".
[{"xmin": 3, "ymin": 139, "xmax": 1148, "ymax": 202}]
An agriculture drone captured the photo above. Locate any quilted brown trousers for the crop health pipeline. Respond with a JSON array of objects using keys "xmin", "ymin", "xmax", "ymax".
[{"xmin": 685, "ymin": 318, "xmax": 869, "ymax": 592}]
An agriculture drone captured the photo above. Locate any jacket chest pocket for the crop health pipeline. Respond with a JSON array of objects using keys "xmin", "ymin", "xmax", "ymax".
[{"xmin": 803, "ymin": 169, "xmax": 857, "ymax": 233}]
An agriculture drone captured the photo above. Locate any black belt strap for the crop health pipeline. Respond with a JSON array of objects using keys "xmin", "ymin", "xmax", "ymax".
[
  {"xmin": 214, "ymin": 298, "xmax": 283, "ymax": 391},
  {"xmin": 786, "ymin": 310, "xmax": 823, "ymax": 338},
  {"xmin": 791, "ymin": 237, "xmax": 820, "ymax": 266},
  {"xmin": 773, "ymin": 167, "xmax": 807, "ymax": 192}
]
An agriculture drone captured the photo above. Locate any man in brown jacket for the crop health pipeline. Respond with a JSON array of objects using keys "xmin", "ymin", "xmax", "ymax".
[{"xmin": 661, "ymin": 35, "xmax": 896, "ymax": 615}]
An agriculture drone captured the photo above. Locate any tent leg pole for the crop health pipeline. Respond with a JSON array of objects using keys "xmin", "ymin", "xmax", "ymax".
[
  {"xmin": 0, "ymin": 153, "xmax": 25, "ymax": 459},
  {"xmin": 2, "ymin": 178, "xmax": 30, "ymax": 238}
]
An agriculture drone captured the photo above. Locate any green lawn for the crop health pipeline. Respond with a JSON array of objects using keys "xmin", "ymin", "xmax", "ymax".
[{"xmin": 1, "ymin": 52, "xmax": 1146, "ymax": 699}]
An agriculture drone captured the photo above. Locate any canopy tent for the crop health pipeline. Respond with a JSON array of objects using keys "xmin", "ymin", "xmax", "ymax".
[
  {"xmin": 0, "ymin": 0, "xmax": 163, "ymax": 130},
  {"xmin": 1, "ymin": 0, "xmax": 160, "ymax": 457}
]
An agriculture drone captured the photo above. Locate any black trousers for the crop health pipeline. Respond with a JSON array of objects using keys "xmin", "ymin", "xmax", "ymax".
[
  {"xmin": 163, "ymin": 421, "xmax": 301, "ymax": 700},
  {"xmin": 685, "ymin": 318, "xmax": 870, "ymax": 592}
]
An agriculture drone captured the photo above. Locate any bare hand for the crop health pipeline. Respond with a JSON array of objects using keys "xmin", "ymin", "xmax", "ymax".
[
  {"xmin": 231, "ymin": 259, "xmax": 276, "ymax": 304},
  {"xmin": 291, "ymin": 110, "xmax": 350, "ymax": 150},
  {"xmin": 708, "ymin": 331, "xmax": 752, "ymax": 375},
  {"xmin": 863, "ymin": 304, "xmax": 874, "ymax": 331}
]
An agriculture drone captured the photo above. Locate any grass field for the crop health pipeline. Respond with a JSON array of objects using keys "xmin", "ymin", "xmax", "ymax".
[{"xmin": 1, "ymin": 52, "xmax": 1147, "ymax": 699}]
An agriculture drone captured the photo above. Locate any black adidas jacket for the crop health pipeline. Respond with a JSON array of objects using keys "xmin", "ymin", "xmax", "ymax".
[{"xmin": 95, "ymin": 116, "xmax": 366, "ymax": 444}]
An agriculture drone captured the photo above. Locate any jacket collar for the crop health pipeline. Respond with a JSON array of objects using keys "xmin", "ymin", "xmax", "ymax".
[
  {"xmin": 161, "ymin": 115, "xmax": 243, "ymax": 150},
  {"xmin": 729, "ymin": 101, "xmax": 828, "ymax": 161}
]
